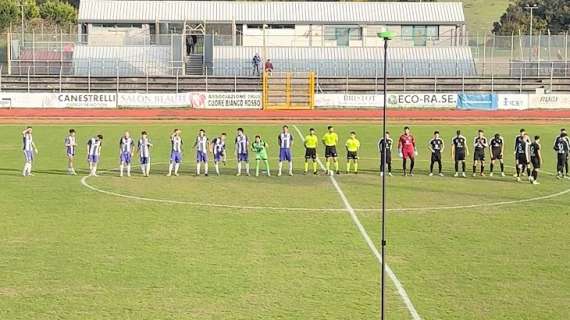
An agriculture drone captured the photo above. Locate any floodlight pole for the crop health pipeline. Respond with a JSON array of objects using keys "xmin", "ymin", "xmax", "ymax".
[
  {"xmin": 525, "ymin": 4, "xmax": 538, "ymax": 61},
  {"xmin": 378, "ymin": 31, "xmax": 393, "ymax": 320}
]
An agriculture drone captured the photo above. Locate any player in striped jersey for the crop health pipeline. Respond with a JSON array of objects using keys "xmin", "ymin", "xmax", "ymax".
[
  {"xmin": 303, "ymin": 128, "xmax": 319, "ymax": 175},
  {"xmin": 64, "ymin": 128, "xmax": 77, "ymax": 175},
  {"xmin": 167, "ymin": 129, "xmax": 183, "ymax": 177},
  {"xmin": 87, "ymin": 135, "xmax": 103, "ymax": 176},
  {"xmin": 235, "ymin": 128, "xmax": 250, "ymax": 176},
  {"xmin": 137, "ymin": 131, "xmax": 153, "ymax": 177},
  {"xmin": 211, "ymin": 133, "xmax": 227, "ymax": 176},
  {"xmin": 194, "ymin": 129, "xmax": 210, "ymax": 176},
  {"xmin": 119, "ymin": 131, "xmax": 135, "ymax": 177},
  {"xmin": 277, "ymin": 125, "xmax": 294, "ymax": 176},
  {"xmin": 22, "ymin": 127, "xmax": 38, "ymax": 177}
]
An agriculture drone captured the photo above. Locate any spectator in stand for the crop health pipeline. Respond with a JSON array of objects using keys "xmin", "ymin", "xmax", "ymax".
[
  {"xmin": 252, "ymin": 53, "xmax": 262, "ymax": 76},
  {"xmin": 190, "ymin": 35, "xmax": 198, "ymax": 53},
  {"xmin": 185, "ymin": 35, "xmax": 192, "ymax": 55},
  {"xmin": 264, "ymin": 59, "xmax": 274, "ymax": 74}
]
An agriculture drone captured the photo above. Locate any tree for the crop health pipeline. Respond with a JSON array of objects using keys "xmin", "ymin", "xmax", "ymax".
[
  {"xmin": 25, "ymin": 0, "xmax": 40, "ymax": 20},
  {"xmin": 0, "ymin": 0, "xmax": 19, "ymax": 31},
  {"xmin": 39, "ymin": 0, "xmax": 76, "ymax": 26},
  {"xmin": 493, "ymin": 0, "xmax": 569, "ymax": 35}
]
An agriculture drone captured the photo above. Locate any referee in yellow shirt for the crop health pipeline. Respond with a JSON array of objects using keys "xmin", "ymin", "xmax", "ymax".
[
  {"xmin": 345, "ymin": 131, "xmax": 361, "ymax": 174},
  {"xmin": 322, "ymin": 125, "xmax": 340, "ymax": 175},
  {"xmin": 304, "ymin": 128, "xmax": 319, "ymax": 175}
]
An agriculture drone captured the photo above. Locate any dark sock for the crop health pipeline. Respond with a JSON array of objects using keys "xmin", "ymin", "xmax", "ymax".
[
  {"xmin": 430, "ymin": 161, "xmax": 434, "ymax": 173},
  {"xmin": 462, "ymin": 162, "xmax": 466, "ymax": 172},
  {"xmin": 438, "ymin": 161, "xmax": 442, "ymax": 173},
  {"xmin": 481, "ymin": 164, "xmax": 484, "ymax": 174},
  {"xmin": 533, "ymin": 170, "xmax": 538, "ymax": 180},
  {"xmin": 473, "ymin": 165, "xmax": 476, "ymax": 174},
  {"xmin": 455, "ymin": 161, "xmax": 459, "ymax": 172},
  {"xmin": 500, "ymin": 162, "xmax": 504, "ymax": 172},
  {"xmin": 388, "ymin": 162, "xmax": 392, "ymax": 173},
  {"xmin": 526, "ymin": 167, "xmax": 531, "ymax": 176},
  {"xmin": 490, "ymin": 163, "xmax": 494, "ymax": 173},
  {"xmin": 516, "ymin": 166, "xmax": 521, "ymax": 177},
  {"xmin": 403, "ymin": 159, "xmax": 407, "ymax": 174},
  {"xmin": 410, "ymin": 159, "xmax": 415, "ymax": 173}
]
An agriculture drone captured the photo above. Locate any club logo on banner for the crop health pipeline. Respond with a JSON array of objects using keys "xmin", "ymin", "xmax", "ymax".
[
  {"xmin": 497, "ymin": 94, "xmax": 529, "ymax": 110},
  {"xmin": 191, "ymin": 92, "xmax": 262, "ymax": 109},
  {"xmin": 53, "ymin": 93, "xmax": 117, "ymax": 108},
  {"xmin": 528, "ymin": 94, "xmax": 570, "ymax": 109}
]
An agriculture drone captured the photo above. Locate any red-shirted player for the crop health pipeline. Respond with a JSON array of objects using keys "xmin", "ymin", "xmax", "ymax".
[{"xmin": 398, "ymin": 126, "xmax": 417, "ymax": 176}]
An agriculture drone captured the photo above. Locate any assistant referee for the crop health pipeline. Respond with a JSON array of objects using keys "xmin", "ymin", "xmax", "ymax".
[
  {"xmin": 304, "ymin": 128, "xmax": 319, "ymax": 175},
  {"xmin": 322, "ymin": 126, "xmax": 339, "ymax": 175}
]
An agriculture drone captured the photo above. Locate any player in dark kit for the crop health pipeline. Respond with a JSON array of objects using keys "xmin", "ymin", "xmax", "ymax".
[
  {"xmin": 554, "ymin": 131, "xmax": 570, "ymax": 179},
  {"xmin": 529, "ymin": 136, "xmax": 542, "ymax": 185},
  {"xmin": 555, "ymin": 129, "xmax": 569, "ymax": 178},
  {"xmin": 451, "ymin": 130, "xmax": 469, "ymax": 177},
  {"xmin": 489, "ymin": 133, "xmax": 505, "ymax": 177},
  {"xmin": 472, "ymin": 129, "xmax": 488, "ymax": 176},
  {"xmin": 378, "ymin": 131, "xmax": 393, "ymax": 176},
  {"xmin": 514, "ymin": 131, "xmax": 531, "ymax": 182},
  {"xmin": 428, "ymin": 131, "xmax": 444, "ymax": 176}
]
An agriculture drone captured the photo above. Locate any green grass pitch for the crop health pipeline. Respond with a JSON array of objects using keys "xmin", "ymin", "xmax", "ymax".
[{"xmin": 0, "ymin": 122, "xmax": 569, "ymax": 319}]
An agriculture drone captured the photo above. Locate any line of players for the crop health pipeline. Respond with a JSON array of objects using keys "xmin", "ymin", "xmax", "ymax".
[
  {"xmin": 20, "ymin": 125, "xmax": 359, "ymax": 177},
  {"xmin": 378, "ymin": 127, "xmax": 570, "ymax": 184},
  {"xmin": 20, "ymin": 126, "xmax": 570, "ymax": 183}
]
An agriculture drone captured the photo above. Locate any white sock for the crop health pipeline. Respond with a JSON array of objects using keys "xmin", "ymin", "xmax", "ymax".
[
  {"xmin": 289, "ymin": 161, "xmax": 293, "ymax": 174},
  {"xmin": 141, "ymin": 164, "xmax": 146, "ymax": 174},
  {"xmin": 168, "ymin": 163, "xmax": 174, "ymax": 175},
  {"xmin": 127, "ymin": 164, "xmax": 131, "ymax": 176},
  {"xmin": 120, "ymin": 164, "xmax": 124, "ymax": 176},
  {"xmin": 278, "ymin": 162, "xmax": 283, "ymax": 175},
  {"xmin": 174, "ymin": 163, "xmax": 180, "ymax": 175},
  {"xmin": 197, "ymin": 162, "xmax": 201, "ymax": 175},
  {"xmin": 245, "ymin": 163, "xmax": 250, "ymax": 174},
  {"xmin": 146, "ymin": 162, "xmax": 151, "ymax": 175},
  {"xmin": 237, "ymin": 162, "xmax": 242, "ymax": 174},
  {"xmin": 204, "ymin": 163, "xmax": 208, "ymax": 174},
  {"xmin": 92, "ymin": 165, "xmax": 98, "ymax": 175},
  {"xmin": 215, "ymin": 163, "xmax": 220, "ymax": 175},
  {"xmin": 23, "ymin": 163, "xmax": 29, "ymax": 175}
]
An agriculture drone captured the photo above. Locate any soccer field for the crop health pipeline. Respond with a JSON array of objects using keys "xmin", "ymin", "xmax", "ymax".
[{"xmin": 1, "ymin": 122, "xmax": 569, "ymax": 320}]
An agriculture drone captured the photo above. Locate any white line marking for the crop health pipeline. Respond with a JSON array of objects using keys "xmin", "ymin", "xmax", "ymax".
[{"xmin": 292, "ymin": 125, "xmax": 422, "ymax": 320}]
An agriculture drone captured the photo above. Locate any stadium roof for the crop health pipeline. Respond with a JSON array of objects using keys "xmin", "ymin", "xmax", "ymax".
[{"xmin": 78, "ymin": 1, "xmax": 465, "ymax": 25}]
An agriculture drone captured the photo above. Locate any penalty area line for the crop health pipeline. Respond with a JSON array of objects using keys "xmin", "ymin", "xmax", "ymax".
[{"xmin": 292, "ymin": 125, "xmax": 422, "ymax": 320}]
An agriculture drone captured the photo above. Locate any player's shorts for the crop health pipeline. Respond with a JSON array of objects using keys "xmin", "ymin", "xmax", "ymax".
[
  {"xmin": 120, "ymin": 152, "xmax": 132, "ymax": 164},
  {"xmin": 402, "ymin": 148, "xmax": 415, "ymax": 160},
  {"xmin": 347, "ymin": 151, "xmax": 358, "ymax": 160},
  {"xmin": 531, "ymin": 157, "xmax": 541, "ymax": 169},
  {"xmin": 455, "ymin": 150, "xmax": 466, "ymax": 161},
  {"xmin": 516, "ymin": 153, "xmax": 529, "ymax": 165},
  {"xmin": 325, "ymin": 146, "xmax": 337, "ymax": 158},
  {"xmin": 473, "ymin": 149, "xmax": 485, "ymax": 161},
  {"xmin": 557, "ymin": 153, "xmax": 567, "ymax": 165},
  {"xmin": 170, "ymin": 151, "xmax": 182, "ymax": 164},
  {"xmin": 380, "ymin": 152, "xmax": 391, "ymax": 164},
  {"xmin": 279, "ymin": 148, "xmax": 292, "ymax": 161},
  {"xmin": 491, "ymin": 149, "xmax": 502, "ymax": 160},
  {"xmin": 23, "ymin": 150, "xmax": 34, "ymax": 162},
  {"xmin": 87, "ymin": 154, "xmax": 99, "ymax": 164},
  {"xmin": 237, "ymin": 152, "xmax": 248, "ymax": 162},
  {"xmin": 140, "ymin": 156, "xmax": 150, "ymax": 165},
  {"xmin": 214, "ymin": 151, "xmax": 224, "ymax": 162},
  {"xmin": 196, "ymin": 151, "xmax": 208, "ymax": 162},
  {"xmin": 66, "ymin": 147, "xmax": 75, "ymax": 157},
  {"xmin": 256, "ymin": 153, "xmax": 268, "ymax": 161},
  {"xmin": 431, "ymin": 151, "xmax": 441, "ymax": 162},
  {"xmin": 305, "ymin": 148, "xmax": 317, "ymax": 160}
]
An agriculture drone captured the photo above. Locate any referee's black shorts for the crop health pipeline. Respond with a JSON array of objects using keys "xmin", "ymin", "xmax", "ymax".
[
  {"xmin": 325, "ymin": 146, "xmax": 337, "ymax": 158},
  {"xmin": 305, "ymin": 148, "xmax": 317, "ymax": 160},
  {"xmin": 347, "ymin": 151, "xmax": 358, "ymax": 160}
]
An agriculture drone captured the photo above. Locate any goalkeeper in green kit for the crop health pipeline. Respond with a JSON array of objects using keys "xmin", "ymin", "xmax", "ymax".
[{"xmin": 252, "ymin": 135, "xmax": 271, "ymax": 176}]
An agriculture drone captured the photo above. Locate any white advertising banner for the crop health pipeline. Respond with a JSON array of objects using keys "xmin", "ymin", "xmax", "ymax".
[
  {"xmin": 528, "ymin": 94, "xmax": 570, "ymax": 109},
  {"xmin": 191, "ymin": 92, "xmax": 262, "ymax": 109},
  {"xmin": 314, "ymin": 94, "xmax": 383, "ymax": 107},
  {"xmin": 497, "ymin": 94, "xmax": 529, "ymax": 110},
  {"xmin": 0, "ymin": 92, "xmax": 65, "ymax": 108},
  {"xmin": 51, "ymin": 93, "xmax": 117, "ymax": 108},
  {"xmin": 387, "ymin": 93, "xmax": 457, "ymax": 108},
  {"xmin": 118, "ymin": 93, "xmax": 192, "ymax": 108}
]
